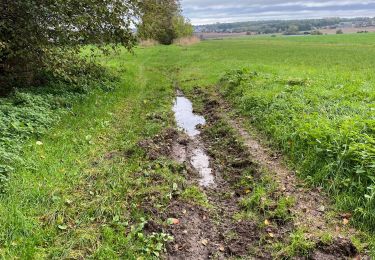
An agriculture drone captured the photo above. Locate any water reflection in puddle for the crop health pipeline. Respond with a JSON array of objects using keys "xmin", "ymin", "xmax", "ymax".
[
  {"xmin": 173, "ymin": 93, "xmax": 215, "ymax": 187},
  {"xmin": 173, "ymin": 96, "xmax": 205, "ymax": 137},
  {"xmin": 191, "ymin": 148, "xmax": 215, "ymax": 187}
]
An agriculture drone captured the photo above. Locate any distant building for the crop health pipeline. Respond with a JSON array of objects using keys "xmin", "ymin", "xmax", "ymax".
[{"xmin": 339, "ymin": 22, "xmax": 353, "ymax": 28}]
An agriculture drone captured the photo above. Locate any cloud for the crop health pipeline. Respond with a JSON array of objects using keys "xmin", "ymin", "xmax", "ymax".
[{"xmin": 180, "ymin": 0, "xmax": 375, "ymax": 24}]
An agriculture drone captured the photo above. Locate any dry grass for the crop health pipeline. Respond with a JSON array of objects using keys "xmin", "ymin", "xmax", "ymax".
[
  {"xmin": 139, "ymin": 39, "xmax": 159, "ymax": 47},
  {"xmin": 173, "ymin": 36, "xmax": 201, "ymax": 46}
]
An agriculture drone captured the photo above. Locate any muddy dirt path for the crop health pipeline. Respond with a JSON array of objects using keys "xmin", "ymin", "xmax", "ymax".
[
  {"xmin": 161, "ymin": 87, "xmax": 365, "ymax": 259},
  {"xmin": 166, "ymin": 90, "xmax": 264, "ymax": 259}
]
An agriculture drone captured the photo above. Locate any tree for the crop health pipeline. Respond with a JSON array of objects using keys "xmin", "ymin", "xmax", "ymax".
[
  {"xmin": 283, "ymin": 25, "xmax": 299, "ymax": 35},
  {"xmin": 311, "ymin": 30, "xmax": 323, "ymax": 35},
  {"xmin": 336, "ymin": 29, "xmax": 344, "ymax": 34},
  {"xmin": 0, "ymin": 0, "xmax": 139, "ymax": 94},
  {"xmin": 137, "ymin": 0, "xmax": 192, "ymax": 45},
  {"xmin": 173, "ymin": 15, "xmax": 194, "ymax": 39}
]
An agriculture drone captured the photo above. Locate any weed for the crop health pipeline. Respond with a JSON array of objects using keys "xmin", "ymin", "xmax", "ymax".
[
  {"xmin": 271, "ymin": 196, "xmax": 295, "ymax": 221},
  {"xmin": 180, "ymin": 186, "xmax": 211, "ymax": 208},
  {"xmin": 319, "ymin": 232, "xmax": 334, "ymax": 245},
  {"xmin": 275, "ymin": 229, "xmax": 315, "ymax": 257}
]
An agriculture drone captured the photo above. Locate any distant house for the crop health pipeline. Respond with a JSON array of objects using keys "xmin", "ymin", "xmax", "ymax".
[{"xmin": 339, "ymin": 22, "xmax": 353, "ymax": 28}]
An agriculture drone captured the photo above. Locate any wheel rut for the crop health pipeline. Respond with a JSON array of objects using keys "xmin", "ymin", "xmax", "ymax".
[{"xmin": 144, "ymin": 86, "xmax": 366, "ymax": 259}]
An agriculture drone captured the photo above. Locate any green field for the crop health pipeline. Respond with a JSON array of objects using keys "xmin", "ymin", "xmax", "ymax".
[{"xmin": 1, "ymin": 33, "xmax": 375, "ymax": 258}]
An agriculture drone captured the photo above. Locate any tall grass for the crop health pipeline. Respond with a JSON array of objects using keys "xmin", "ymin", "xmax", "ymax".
[{"xmin": 219, "ymin": 68, "xmax": 375, "ymax": 231}]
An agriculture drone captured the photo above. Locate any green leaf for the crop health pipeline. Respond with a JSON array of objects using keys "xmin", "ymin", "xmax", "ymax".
[{"xmin": 58, "ymin": 225, "xmax": 68, "ymax": 230}]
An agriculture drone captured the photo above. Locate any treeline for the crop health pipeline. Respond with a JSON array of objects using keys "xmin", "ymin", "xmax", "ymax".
[
  {"xmin": 138, "ymin": 0, "xmax": 193, "ymax": 44},
  {"xmin": 0, "ymin": 0, "xmax": 192, "ymax": 94},
  {"xmin": 196, "ymin": 17, "xmax": 375, "ymax": 34}
]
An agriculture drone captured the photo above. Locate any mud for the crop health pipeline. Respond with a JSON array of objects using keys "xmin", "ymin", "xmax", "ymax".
[
  {"xmin": 140, "ymin": 86, "xmax": 364, "ymax": 259},
  {"xmin": 172, "ymin": 92, "xmax": 215, "ymax": 188},
  {"xmin": 311, "ymin": 238, "xmax": 358, "ymax": 260},
  {"xmin": 138, "ymin": 128, "xmax": 180, "ymax": 160},
  {"xmin": 165, "ymin": 200, "xmax": 218, "ymax": 260},
  {"xmin": 165, "ymin": 90, "xmax": 268, "ymax": 259},
  {"xmin": 197, "ymin": 87, "xmax": 365, "ymax": 259}
]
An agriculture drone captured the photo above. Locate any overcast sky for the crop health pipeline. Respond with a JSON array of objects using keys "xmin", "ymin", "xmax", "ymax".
[{"xmin": 181, "ymin": 0, "xmax": 375, "ymax": 25}]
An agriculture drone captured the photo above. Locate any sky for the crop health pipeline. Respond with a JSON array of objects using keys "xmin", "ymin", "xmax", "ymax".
[{"xmin": 181, "ymin": 0, "xmax": 375, "ymax": 25}]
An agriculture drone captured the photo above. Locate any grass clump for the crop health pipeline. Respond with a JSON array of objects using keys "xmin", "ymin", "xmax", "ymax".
[
  {"xmin": 181, "ymin": 186, "xmax": 211, "ymax": 208},
  {"xmin": 274, "ymin": 229, "xmax": 315, "ymax": 258}
]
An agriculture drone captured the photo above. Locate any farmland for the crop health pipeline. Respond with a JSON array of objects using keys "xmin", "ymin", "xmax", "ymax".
[{"xmin": 1, "ymin": 33, "xmax": 375, "ymax": 258}]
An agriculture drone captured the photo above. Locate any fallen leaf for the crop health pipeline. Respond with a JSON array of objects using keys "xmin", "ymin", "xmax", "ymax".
[
  {"xmin": 167, "ymin": 218, "xmax": 180, "ymax": 225},
  {"xmin": 268, "ymin": 233, "xmax": 274, "ymax": 238},
  {"xmin": 182, "ymin": 209, "xmax": 187, "ymax": 214},
  {"xmin": 264, "ymin": 219, "xmax": 271, "ymax": 226},
  {"xmin": 58, "ymin": 224, "xmax": 68, "ymax": 230},
  {"xmin": 245, "ymin": 189, "xmax": 251, "ymax": 194},
  {"xmin": 201, "ymin": 239, "xmax": 208, "ymax": 246},
  {"xmin": 340, "ymin": 212, "xmax": 352, "ymax": 218},
  {"xmin": 219, "ymin": 245, "xmax": 225, "ymax": 252},
  {"xmin": 343, "ymin": 218, "xmax": 349, "ymax": 225}
]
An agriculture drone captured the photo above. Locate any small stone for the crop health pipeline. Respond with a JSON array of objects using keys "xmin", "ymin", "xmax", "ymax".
[{"xmin": 201, "ymin": 239, "xmax": 208, "ymax": 246}]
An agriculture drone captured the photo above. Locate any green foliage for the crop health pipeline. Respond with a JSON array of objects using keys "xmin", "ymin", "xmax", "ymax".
[
  {"xmin": 276, "ymin": 229, "xmax": 315, "ymax": 257},
  {"xmin": 195, "ymin": 17, "xmax": 374, "ymax": 34},
  {"xmin": 311, "ymin": 30, "xmax": 323, "ymax": 35},
  {"xmin": 138, "ymin": 0, "xmax": 192, "ymax": 44},
  {"xmin": 0, "ymin": 65, "xmax": 116, "ymax": 191},
  {"xmin": 173, "ymin": 16, "xmax": 194, "ymax": 39},
  {"xmin": 0, "ymin": 0, "xmax": 137, "ymax": 92},
  {"xmin": 0, "ymin": 47, "xmax": 183, "ymax": 258},
  {"xmin": 220, "ymin": 68, "xmax": 375, "ymax": 230},
  {"xmin": 127, "ymin": 218, "xmax": 173, "ymax": 258},
  {"xmin": 336, "ymin": 29, "xmax": 344, "ymax": 34},
  {"xmin": 181, "ymin": 186, "xmax": 211, "ymax": 207}
]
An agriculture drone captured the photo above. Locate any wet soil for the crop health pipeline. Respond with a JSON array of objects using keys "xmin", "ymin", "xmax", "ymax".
[
  {"xmin": 193, "ymin": 87, "xmax": 364, "ymax": 259},
  {"xmin": 140, "ymin": 87, "xmax": 365, "ymax": 259},
  {"xmin": 172, "ymin": 91, "xmax": 215, "ymax": 187}
]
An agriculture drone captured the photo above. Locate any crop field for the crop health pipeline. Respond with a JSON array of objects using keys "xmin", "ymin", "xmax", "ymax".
[{"xmin": 1, "ymin": 33, "xmax": 375, "ymax": 258}]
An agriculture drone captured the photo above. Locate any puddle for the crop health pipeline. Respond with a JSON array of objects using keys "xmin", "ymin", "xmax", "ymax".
[
  {"xmin": 173, "ymin": 96, "xmax": 205, "ymax": 137},
  {"xmin": 191, "ymin": 148, "xmax": 215, "ymax": 187},
  {"xmin": 173, "ymin": 92, "xmax": 215, "ymax": 187}
]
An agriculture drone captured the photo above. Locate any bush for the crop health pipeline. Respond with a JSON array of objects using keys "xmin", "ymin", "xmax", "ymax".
[
  {"xmin": 0, "ymin": 0, "xmax": 138, "ymax": 93},
  {"xmin": 336, "ymin": 29, "xmax": 344, "ymax": 34},
  {"xmin": 311, "ymin": 30, "xmax": 323, "ymax": 35}
]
